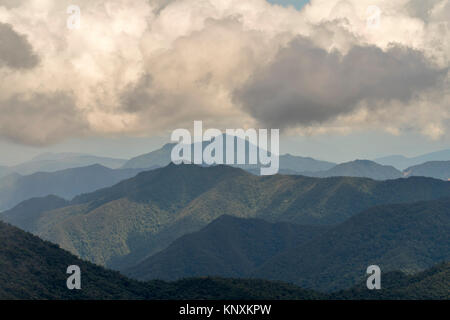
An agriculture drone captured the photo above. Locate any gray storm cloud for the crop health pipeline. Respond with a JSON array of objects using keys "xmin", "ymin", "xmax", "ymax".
[
  {"xmin": 0, "ymin": 23, "xmax": 39, "ymax": 69},
  {"xmin": 234, "ymin": 37, "xmax": 447, "ymax": 129}
]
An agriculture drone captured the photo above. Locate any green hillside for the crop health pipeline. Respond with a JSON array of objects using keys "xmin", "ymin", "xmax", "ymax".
[
  {"xmin": 254, "ymin": 198, "xmax": 450, "ymax": 291},
  {"xmin": 0, "ymin": 219, "xmax": 447, "ymax": 300},
  {"xmin": 0, "ymin": 220, "xmax": 152, "ymax": 299},
  {"xmin": 2, "ymin": 164, "xmax": 450, "ymax": 271},
  {"xmin": 0, "ymin": 220, "xmax": 321, "ymax": 300},
  {"xmin": 0, "ymin": 195, "xmax": 68, "ymax": 232},
  {"xmin": 125, "ymin": 215, "xmax": 330, "ymax": 280}
]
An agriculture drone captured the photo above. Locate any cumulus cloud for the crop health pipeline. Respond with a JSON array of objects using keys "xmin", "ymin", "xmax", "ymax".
[
  {"xmin": 0, "ymin": 0, "xmax": 448, "ymax": 145},
  {"xmin": 120, "ymin": 17, "xmax": 276, "ymax": 133}
]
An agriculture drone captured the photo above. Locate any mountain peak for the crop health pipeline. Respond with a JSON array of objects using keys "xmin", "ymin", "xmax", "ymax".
[{"xmin": 317, "ymin": 159, "xmax": 402, "ymax": 180}]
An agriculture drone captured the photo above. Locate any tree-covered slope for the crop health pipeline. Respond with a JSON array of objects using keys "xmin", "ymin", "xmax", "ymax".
[
  {"xmin": 0, "ymin": 220, "xmax": 154, "ymax": 299},
  {"xmin": 125, "ymin": 215, "xmax": 330, "ymax": 280},
  {"xmin": 0, "ymin": 220, "xmax": 322, "ymax": 300},
  {"xmin": 254, "ymin": 198, "xmax": 450, "ymax": 291},
  {"xmin": 3, "ymin": 164, "xmax": 450, "ymax": 271},
  {"xmin": 0, "ymin": 195, "xmax": 68, "ymax": 233},
  {"xmin": 0, "ymin": 219, "xmax": 447, "ymax": 300}
]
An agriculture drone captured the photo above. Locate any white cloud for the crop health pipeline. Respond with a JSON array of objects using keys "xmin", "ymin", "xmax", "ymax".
[{"xmin": 0, "ymin": 0, "xmax": 448, "ymax": 145}]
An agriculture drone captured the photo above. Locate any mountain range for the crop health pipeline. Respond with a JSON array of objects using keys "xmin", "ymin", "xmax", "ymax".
[
  {"xmin": 376, "ymin": 149, "xmax": 450, "ymax": 170},
  {"xmin": 1, "ymin": 146, "xmax": 450, "ymax": 298},
  {"xmin": 254, "ymin": 197, "xmax": 450, "ymax": 291},
  {"xmin": 4, "ymin": 146, "xmax": 450, "ymax": 181},
  {"xmin": 296, "ymin": 159, "xmax": 450, "ymax": 181},
  {"xmin": 0, "ymin": 218, "xmax": 447, "ymax": 299},
  {"xmin": 122, "ymin": 142, "xmax": 450, "ymax": 181},
  {"xmin": 0, "ymin": 219, "xmax": 324, "ymax": 300},
  {"xmin": 121, "ymin": 139, "xmax": 336, "ymax": 174},
  {"xmin": 125, "ymin": 197, "xmax": 450, "ymax": 292},
  {"xmin": 404, "ymin": 161, "xmax": 450, "ymax": 181},
  {"xmin": 0, "ymin": 152, "xmax": 127, "ymax": 177},
  {"xmin": 123, "ymin": 143, "xmax": 450, "ymax": 178},
  {"xmin": 0, "ymin": 218, "xmax": 450, "ymax": 300},
  {"xmin": 0, "ymin": 164, "xmax": 147, "ymax": 211},
  {"xmin": 2, "ymin": 164, "xmax": 450, "ymax": 274},
  {"xmin": 125, "ymin": 215, "xmax": 330, "ymax": 280},
  {"xmin": 303, "ymin": 159, "xmax": 450, "ymax": 181},
  {"xmin": 303, "ymin": 160, "xmax": 403, "ymax": 180}
]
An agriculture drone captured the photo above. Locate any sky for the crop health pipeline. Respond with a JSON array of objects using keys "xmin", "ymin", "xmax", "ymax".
[
  {"xmin": 268, "ymin": 0, "xmax": 310, "ymax": 10},
  {"xmin": 0, "ymin": 0, "xmax": 449, "ymax": 166}
]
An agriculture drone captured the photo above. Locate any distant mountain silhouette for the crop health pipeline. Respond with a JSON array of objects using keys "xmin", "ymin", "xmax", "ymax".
[
  {"xmin": 3, "ymin": 164, "xmax": 450, "ymax": 272},
  {"xmin": 122, "ymin": 143, "xmax": 176, "ymax": 169},
  {"xmin": 122, "ymin": 138, "xmax": 335, "ymax": 173},
  {"xmin": 306, "ymin": 160, "xmax": 403, "ymax": 180},
  {"xmin": 279, "ymin": 154, "xmax": 335, "ymax": 172},
  {"xmin": 0, "ymin": 164, "xmax": 146, "ymax": 210},
  {"xmin": 404, "ymin": 161, "xmax": 450, "ymax": 180},
  {"xmin": 2, "ymin": 152, "xmax": 127, "ymax": 176},
  {"xmin": 376, "ymin": 149, "xmax": 450, "ymax": 170}
]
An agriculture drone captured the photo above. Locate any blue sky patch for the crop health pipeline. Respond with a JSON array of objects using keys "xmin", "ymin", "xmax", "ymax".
[{"xmin": 267, "ymin": 0, "xmax": 309, "ymax": 10}]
